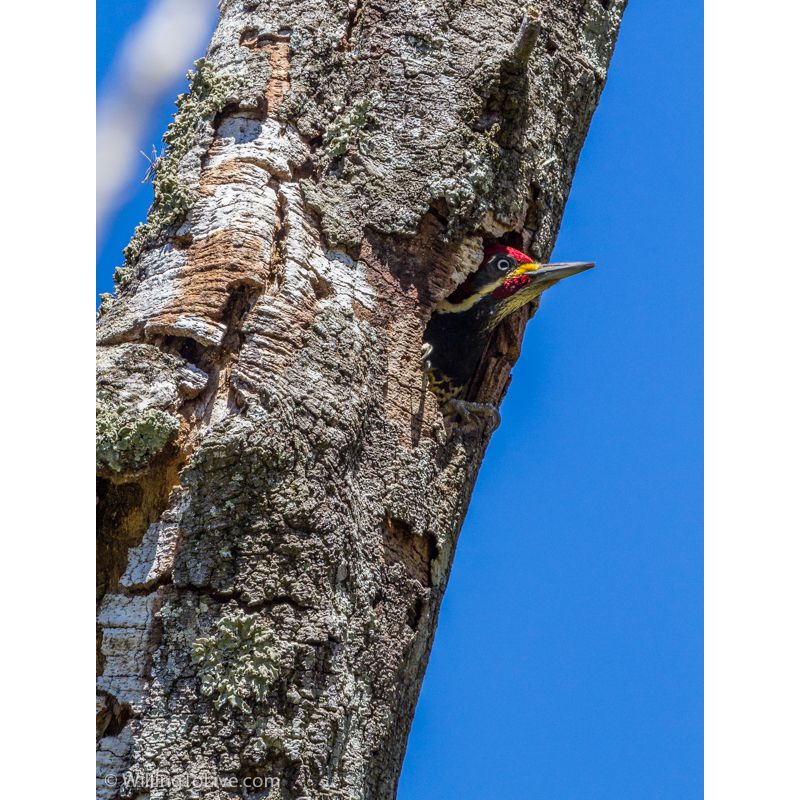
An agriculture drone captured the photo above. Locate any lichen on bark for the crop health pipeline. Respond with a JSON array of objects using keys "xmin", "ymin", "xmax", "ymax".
[
  {"xmin": 123, "ymin": 58, "xmax": 244, "ymax": 266},
  {"xmin": 96, "ymin": 1, "xmax": 627, "ymax": 797},
  {"xmin": 192, "ymin": 608, "xmax": 280, "ymax": 713},
  {"xmin": 96, "ymin": 397, "xmax": 180, "ymax": 474}
]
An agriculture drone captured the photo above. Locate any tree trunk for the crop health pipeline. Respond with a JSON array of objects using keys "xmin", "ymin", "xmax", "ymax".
[{"xmin": 96, "ymin": 1, "xmax": 625, "ymax": 797}]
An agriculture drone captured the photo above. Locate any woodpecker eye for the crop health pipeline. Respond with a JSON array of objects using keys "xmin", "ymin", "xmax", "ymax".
[{"xmin": 496, "ymin": 258, "xmax": 512, "ymax": 272}]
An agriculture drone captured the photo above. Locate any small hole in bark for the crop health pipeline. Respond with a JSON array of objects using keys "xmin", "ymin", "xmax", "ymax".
[
  {"xmin": 325, "ymin": 155, "xmax": 345, "ymax": 178},
  {"xmin": 240, "ymin": 28, "xmax": 292, "ymax": 48},
  {"xmin": 545, "ymin": 38, "xmax": 558, "ymax": 55},
  {"xmin": 428, "ymin": 198, "xmax": 450, "ymax": 227},
  {"xmin": 98, "ymin": 695, "xmax": 133, "ymax": 736},
  {"xmin": 309, "ymin": 272, "xmax": 332, "ymax": 301},
  {"xmin": 171, "ymin": 233, "xmax": 193, "ymax": 250},
  {"xmin": 96, "ymin": 477, "xmax": 145, "ymax": 598},
  {"xmin": 382, "ymin": 515, "xmax": 433, "ymax": 588},
  {"xmin": 158, "ymin": 335, "xmax": 207, "ymax": 369},
  {"xmin": 426, "ymin": 531, "xmax": 439, "ymax": 571},
  {"xmin": 240, "ymin": 27, "xmax": 259, "ymax": 48},
  {"xmin": 221, "ymin": 283, "xmax": 262, "ymax": 352},
  {"xmin": 406, "ymin": 596, "xmax": 425, "ymax": 631}
]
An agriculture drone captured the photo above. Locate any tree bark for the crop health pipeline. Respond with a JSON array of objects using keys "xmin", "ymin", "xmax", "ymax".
[{"xmin": 96, "ymin": 1, "xmax": 625, "ymax": 797}]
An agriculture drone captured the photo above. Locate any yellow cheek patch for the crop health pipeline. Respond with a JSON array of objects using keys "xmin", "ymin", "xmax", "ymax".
[
  {"xmin": 435, "ymin": 263, "xmax": 540, "ymax": 314},
  {"xmin": 510, "ymin": 262, "xmax": 539, "ymax": 278}
]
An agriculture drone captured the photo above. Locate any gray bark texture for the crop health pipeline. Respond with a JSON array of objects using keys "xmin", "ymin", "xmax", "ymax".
[{"xmin": 96, "ymin": 1, "xmax": 625, "ymax": 797}]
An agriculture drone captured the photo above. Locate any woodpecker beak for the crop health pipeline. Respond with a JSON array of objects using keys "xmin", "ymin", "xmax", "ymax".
[{"xmin": 520, "ymin": 261, "xmax": 595, "ymax": 285}]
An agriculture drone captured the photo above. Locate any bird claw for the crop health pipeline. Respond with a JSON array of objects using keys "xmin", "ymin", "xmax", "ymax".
[
  {"xmin": 420, "ymin": 342, "xmax": 433, "ymax": 370},
  {"xmin": 443, "ymin": 399, "xmax": 501, "ymax": 432}
]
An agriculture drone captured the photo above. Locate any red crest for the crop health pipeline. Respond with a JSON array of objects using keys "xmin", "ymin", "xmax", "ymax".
[{"xmin": 483, "ymin": 244, "xmax": 533, "ymax": 264}]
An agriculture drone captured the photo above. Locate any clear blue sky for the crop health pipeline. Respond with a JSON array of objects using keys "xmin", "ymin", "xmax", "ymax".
[{"xmin": 97, "ymin": 1, "xmax": 702, "ymax": 797}]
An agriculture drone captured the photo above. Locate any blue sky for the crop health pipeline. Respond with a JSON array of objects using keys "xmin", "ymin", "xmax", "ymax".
[{"xmin": 97, "ymin": 1, "xmax": 702, "ymax": 796}]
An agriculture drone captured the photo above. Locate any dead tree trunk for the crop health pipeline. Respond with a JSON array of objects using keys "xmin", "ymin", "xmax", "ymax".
[{"xmin": 96, "ymin": 1, "xmax": 625, "ymax": 797}]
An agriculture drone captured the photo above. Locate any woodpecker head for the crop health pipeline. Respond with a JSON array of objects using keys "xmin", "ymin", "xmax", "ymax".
[
  {"xmin": 436, "ymin": 244, "xmax": 594, "ymax": 331},
  {"xmin": 422, "ymin": 244, "xmax": 595, "ymax": 402}
]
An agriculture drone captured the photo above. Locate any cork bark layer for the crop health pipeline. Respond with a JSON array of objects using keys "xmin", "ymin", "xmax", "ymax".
[{"xmin": 96, "ymin": 1, "xmax": 626, "ymax": 797}]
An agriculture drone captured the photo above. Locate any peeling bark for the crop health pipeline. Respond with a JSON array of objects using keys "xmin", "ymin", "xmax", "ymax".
[{"xmin": 96, "ymin": 1, "xmax": 626, "ymax": 797}]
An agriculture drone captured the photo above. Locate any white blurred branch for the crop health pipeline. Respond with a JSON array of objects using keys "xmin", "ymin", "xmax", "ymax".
[{"xmin": 96, "ymin": 0, "xmax": 217, "ymax": 239}]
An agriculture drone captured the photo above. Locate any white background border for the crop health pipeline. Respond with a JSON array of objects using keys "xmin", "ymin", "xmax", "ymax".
[
  {"xmin": 705, "ymin": 0, "xmax": 800, "ymax": 796},
  {"xmin": 1, "ymin": 0, "xmax": 97, "ymax": 791},
  {"xmin": 3, "ymin": 1, "xmax": 799, "ymax": 796}
]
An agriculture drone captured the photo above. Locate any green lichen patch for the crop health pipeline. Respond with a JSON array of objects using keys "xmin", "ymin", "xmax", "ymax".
[
  {"xmin": 123, "ymin": 59, "xmax": 242, "ymax": 265},
  {"xmin": 192, "ymin": 611, "xmax": 279, "ymax": 713},
  {"xmin": 96, "ymin": 396, "xmax": 181, "ymax": 473},
  {"xmin": 112, "ymin": 265, "xmax": 133, "ymax": 289},
  {"xmin": 322, "ymin": 93, "xmax": 378, "ymax": 160}
]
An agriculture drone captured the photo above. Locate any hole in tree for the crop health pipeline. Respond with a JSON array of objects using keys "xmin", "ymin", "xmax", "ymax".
[
  {"xmin": 406, "ymin": 596, "xmax": 425, "ymax": 631},
  {"xmin": 100, "ymin": 696, "xmax": 133, "ymax": 738},
  {"xmin": 158, "ymin": 335, "xmax": 207, "ymax": 369}
]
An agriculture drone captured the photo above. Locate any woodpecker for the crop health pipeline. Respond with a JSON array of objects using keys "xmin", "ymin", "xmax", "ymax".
[{"xmin": 423, "ymin": 244, "xmax": 594, "ymax": 424}]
